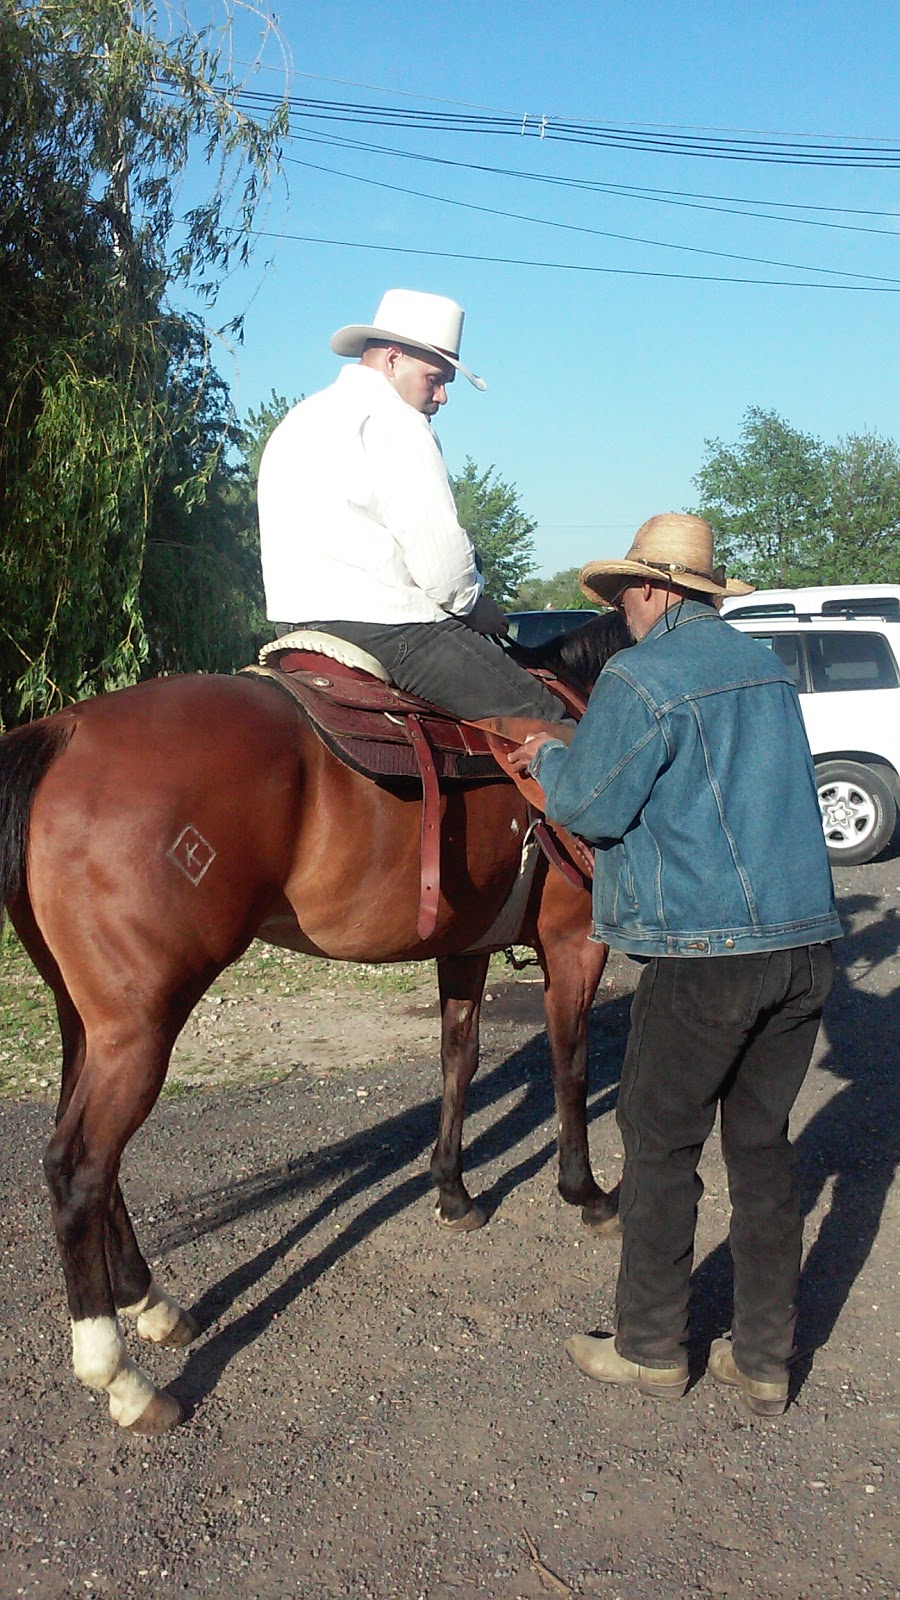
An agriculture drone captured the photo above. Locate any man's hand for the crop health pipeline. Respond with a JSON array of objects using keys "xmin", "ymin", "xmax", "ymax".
[
  {"xmin": 464, "ymin": 594, "xmax": 509, "ymax": 636},
  {"xmin": 506, "ymin": 732, "xmax": 558, "ymax": 773}
]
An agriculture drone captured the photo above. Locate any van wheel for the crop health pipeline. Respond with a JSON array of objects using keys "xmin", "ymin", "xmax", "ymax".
[{"xmin": 815, "ymin": 761, "xmax": 897, "ymax": 866}]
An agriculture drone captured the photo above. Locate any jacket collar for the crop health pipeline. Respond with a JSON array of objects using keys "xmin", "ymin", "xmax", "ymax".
[{"xmin": 641, "ymin": 598, "xmax": 719, "ymax": 646}]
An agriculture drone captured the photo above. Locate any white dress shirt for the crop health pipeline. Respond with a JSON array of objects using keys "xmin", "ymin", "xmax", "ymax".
[{"xmin": 257, "ymin": 365, "xmax": 484, "ymax": 624}]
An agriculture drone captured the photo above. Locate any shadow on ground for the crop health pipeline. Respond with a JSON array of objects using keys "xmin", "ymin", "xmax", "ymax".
[{"xmin": 159, "ymin": 992, "xmax": 631, "ymax": 1416}]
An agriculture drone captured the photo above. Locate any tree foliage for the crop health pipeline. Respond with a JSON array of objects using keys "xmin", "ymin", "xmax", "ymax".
[
  {"xmin": 0, "ymin": 2, "xmax": 285, "ymax": 726},
  {"xmin": 241, "ymin": 390, "xmax": 296, "ymax": 483},
  {"xmin": 139, "ymin": 319, "xmax": 269, "ymax": 674},
  {"xmin": 450, "ymin": 458, "xmax": 537, "ymax": 606},
  {"xmin": 693, "ymin": 406, "xmax": 900, "ymax": 588},
  {"xmin": 513, "ymin": 567, "xmax": 587, "ymax": 611},
  {"xmin": 822, "ymin": 431, "xmax": 900, "ymax": 584}
]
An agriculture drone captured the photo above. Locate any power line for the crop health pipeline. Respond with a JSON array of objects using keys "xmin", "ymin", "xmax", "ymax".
[
  {"xmin": 284, "ymin": 152, "xmax": 900, "ymax": 287},
  {"xmin": 278, "ymin": 71, "xmax": 900, "ymax": 147},
  {"xmin": 236, "ymin": 88, "xmax": 900, "ymax": 167},
  {"xmin": 247, "ymin": 228, "xmax": 900, "ymax": 292},
  {"xmin": 284, "ymin": 125, "xmax": 900, "ymax": 239},
  {"xmin": 236, "ymin": 62, "xmax": 900, "ymax": 147}
]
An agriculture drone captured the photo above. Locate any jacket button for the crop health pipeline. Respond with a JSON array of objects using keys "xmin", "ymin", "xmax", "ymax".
[{"xmin": 725, "ymin": 938, "xmax": 735, "ymax": 949}]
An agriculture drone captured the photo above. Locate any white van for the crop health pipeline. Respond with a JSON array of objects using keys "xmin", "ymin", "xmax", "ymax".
[
  {"xmin": 721, "ymin": 583, "xmax": 900, "ymax": 622},
  {"xmin": 723, "ymin": 586, "xmax": 900, "ymax": 865}
]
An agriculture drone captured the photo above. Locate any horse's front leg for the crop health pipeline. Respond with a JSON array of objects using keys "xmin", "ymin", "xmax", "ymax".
[
  {"xmin": 537, "ymin": 894, "xmax": 619, "ymax": 1233},
  {"xmin": 431, "ymin": 952, "xmax": 491, "ymax": 1230}
]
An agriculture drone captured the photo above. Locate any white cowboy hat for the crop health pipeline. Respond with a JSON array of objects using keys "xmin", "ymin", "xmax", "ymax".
[
  {"xmin": 580, "ymin": 514, "xmax": 729, "ymax": 603},
  {"xmin": 331, "ymin": 289, "xmax": 486, "ymax": 390}
]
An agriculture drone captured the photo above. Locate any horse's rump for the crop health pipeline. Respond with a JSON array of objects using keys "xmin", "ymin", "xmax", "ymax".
[{"xmin": 0, "ymin": 715, "xmax": 76, "ymax": 906}]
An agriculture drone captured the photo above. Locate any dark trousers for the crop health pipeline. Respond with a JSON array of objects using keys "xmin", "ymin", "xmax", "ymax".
[
  {"xmin": 296, "ymin": 618, "xmax": 573, "ymax": 723},
  {"xmin": 614, "ymin": 945, "xmax": 834, "ymax": 1380}
]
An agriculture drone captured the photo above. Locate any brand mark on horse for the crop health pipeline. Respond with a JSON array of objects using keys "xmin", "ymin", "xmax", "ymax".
[{"xmin": 167, "ymin": 826, "xmax": 216, "ymax": 885}]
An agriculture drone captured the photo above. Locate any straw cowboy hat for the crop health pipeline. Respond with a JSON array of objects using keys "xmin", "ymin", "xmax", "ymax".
[
  {"xmin": 331, "ymin": 289, "xmax": 486, "ymax": 390},
  {"xmin": 723, "ymin": 576, "xmax": 755, "ymax": 598},
  {"xmin": 579, "ymin": 513, "xmax": 730, "ymax": 603}
]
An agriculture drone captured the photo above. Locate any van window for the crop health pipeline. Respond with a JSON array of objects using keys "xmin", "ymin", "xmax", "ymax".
[
  {"xmin": 747, "ymin": 633, "xmax": 805, "ymax": 691},
  {"xmin": 820, "ymin": 596, "xmax": 900, "ymax": 618},
  {"xmin": 807, "ymin": 631, "xmax": 900, "ymax": 693}
]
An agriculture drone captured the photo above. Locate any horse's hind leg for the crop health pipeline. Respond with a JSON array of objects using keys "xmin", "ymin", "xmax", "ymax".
[
  {"xmin": 54, "ymin": 980, "xmax": 197, "ymax": 1352},
  {"xmin": 43, "ymin": 1022, "xmax": 185, "ymax": 1432},
  {"xmin": 431, "ymin": 953, "xmax": 491, "ymax": 1231}
]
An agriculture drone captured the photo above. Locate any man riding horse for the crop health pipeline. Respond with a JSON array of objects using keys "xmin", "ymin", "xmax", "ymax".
[{"xmin": 257, "ymin": 288, "xmax": 575, "ymax": 729}]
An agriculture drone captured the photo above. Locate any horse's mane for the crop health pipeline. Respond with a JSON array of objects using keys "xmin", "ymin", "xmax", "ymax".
[{"xmin": 507, "ymin": 610, "xmax": 632, "ymax": 697}]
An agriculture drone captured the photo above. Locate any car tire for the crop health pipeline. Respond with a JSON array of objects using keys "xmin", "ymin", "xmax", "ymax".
[{"xmin": 815, "ymin": 760, "xmax": 898, "ymax": 866}]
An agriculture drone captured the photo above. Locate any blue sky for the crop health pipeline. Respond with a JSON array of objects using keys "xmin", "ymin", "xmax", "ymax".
[{"xmin": 192, "ymin": 0, "xmax": 900, "ymax": 577}]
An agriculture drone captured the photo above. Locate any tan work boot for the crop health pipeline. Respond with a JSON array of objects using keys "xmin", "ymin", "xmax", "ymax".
[
  {"xmin": 565, "ymin": 1334, "xmax": 688, "ymax": 1399},
  {"xmin": 708, "ymin": 1337, "xmax": 789, "ymax": 1417}
]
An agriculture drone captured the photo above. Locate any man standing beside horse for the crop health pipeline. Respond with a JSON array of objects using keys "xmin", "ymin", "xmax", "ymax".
[
  {"xmin": 257, "ymin": 288, "xmax": 571, "ymax": 725},
  {"xmin": 509, "ymin": 513, "xmax": 841, "ymax": 1417}
]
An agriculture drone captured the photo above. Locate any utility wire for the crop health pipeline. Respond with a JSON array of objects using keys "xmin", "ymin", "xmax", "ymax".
[
  {"xmin": 284, "ymin": 152, "xmax": 900, "ymax": 286},
  {"xmin": 247, "ymin": 228, "xmax": 900, "ymax": 292},
  {"xmin": 278, "ymin": 69, "xmax": 900, "ymax": 146},
  {"xmin": 285, "ymin": 125, "xmax": 900, "ymax": 239},
  {"xmin": 236, "ymin": 60, "xmax": 900, "ymax": 148},
  {"xmin": 236, "ymin": 88, "xmax": 900, "ymax": 167}
]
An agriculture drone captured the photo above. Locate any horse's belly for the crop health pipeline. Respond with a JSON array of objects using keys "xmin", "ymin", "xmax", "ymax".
[{"xmin": 276, "ymin": 782, "xmax": 530, "ymax": 962}]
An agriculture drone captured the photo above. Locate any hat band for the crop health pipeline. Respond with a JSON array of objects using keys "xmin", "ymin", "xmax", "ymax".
[{"xmin": 643, "ymin": 559, "xmax": 717, "ymax": 584}]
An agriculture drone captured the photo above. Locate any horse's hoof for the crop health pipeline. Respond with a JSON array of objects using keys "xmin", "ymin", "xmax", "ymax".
[
  {"xmin": 154, "ymin": 1309, "xmax": 200, "ymax": 1348},
  {"xmin": 124, "ymin": 1388, "xmax": 185, "ymax": 1434},
  {"xmin": 434, "ymin": 1201, "xmax": 486, "ymax": 1232},
  {"xmin": 581, "ymin": 1197, "xmax": 621, "ymax": 1236}
]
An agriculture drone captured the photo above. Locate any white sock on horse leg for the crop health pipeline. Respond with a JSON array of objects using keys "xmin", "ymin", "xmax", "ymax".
[
  {"xmin": 71, "ymin": 1316, "xmax": 157, "ymax": 1425},
  {"xmin": 120, "ymin": 1279, "xmax": 185, "ymax": 1342}
]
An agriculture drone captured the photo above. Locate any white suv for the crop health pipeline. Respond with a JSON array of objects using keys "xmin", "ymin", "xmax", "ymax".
[{"xmin": 721, "ymin": 585, "xmax": 900, "ymax": 866}]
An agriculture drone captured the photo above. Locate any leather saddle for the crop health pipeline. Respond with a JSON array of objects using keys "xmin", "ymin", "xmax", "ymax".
[{"xmin": 244, "ymin": 630, "xmax": 591, "ymax": 939}]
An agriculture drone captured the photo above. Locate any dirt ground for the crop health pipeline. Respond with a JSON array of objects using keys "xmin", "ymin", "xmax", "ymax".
[{"xmin": 0, "ymin": 851, "xmax": 897, "ymax": 1600}]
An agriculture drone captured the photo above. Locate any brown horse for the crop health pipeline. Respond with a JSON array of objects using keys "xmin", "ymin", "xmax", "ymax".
[{"xmin": 0, "ymin": 619, "xmax": 625, "ymax": 1434}]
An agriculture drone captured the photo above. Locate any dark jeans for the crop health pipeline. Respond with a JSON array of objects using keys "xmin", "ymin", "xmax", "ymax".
[
  {"xmin": 295, "ymin": 617, "xmax": 572, "ymax": 723},
  {"xmin": 614, "ymin": 945, "xmax": 834, "ymax": 1380}
]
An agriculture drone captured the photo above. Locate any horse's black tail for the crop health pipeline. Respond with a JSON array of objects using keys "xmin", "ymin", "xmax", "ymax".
[{"xmin": 0, "ymin": 717, "xmax": 75, "ymax": 909}]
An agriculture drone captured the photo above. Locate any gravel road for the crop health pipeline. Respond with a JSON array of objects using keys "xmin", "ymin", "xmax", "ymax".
[{"xmin": 0, "ymin": 851, "xmax": 897, "ymax": 1600}]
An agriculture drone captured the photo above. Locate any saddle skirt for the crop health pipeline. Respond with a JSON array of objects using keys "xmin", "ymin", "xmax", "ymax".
[
  {"xmin": 244, "ymin": 631, "xmax": 591, "ymax": 940},
  {"xmin": 253, "ymin": 636, "xmax": 501, "ymax": 785}
]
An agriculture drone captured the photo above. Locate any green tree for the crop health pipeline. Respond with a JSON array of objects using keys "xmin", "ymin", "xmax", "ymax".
[
  {"xmin": 139, "ymin": 318, "xmax": 270, "ymax": 674},
  {"xmin": 242, "ymin": 390, "xmax": 297, "ymax": 484},
  {"xmin": 0, "ymin": 2, "xmax": 284, "ymax": 725},
  {"xmin": 450, "ymin": 458, "xmax": 537, "ymax": 605},
  {"xmin": 822, "ymin": 432, "xmax": 900, "ymax": 583},
  {"xmin": 693, "ymin": 407, "xmax": 829, "ymax": 588},
  {"xmin": 693, "ymin": 407, "xmax": 900, "ymax": 588},
  {"xmin": 513, "ymin": 567, "xmax": 587, "ymax": 611}
]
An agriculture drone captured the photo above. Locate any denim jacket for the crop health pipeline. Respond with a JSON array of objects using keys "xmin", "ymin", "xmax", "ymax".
[{"xmin": 531, "ymin": 601, "xmax": 842, "ymax": 957}]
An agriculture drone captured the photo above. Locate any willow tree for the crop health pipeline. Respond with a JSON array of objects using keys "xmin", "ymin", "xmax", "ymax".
[{"xmin": 0, "ymin": 2, "xmax": 285, "ymax": 725}]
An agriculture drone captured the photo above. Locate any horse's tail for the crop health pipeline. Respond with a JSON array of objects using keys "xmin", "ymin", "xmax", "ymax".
[{"xmin": 0, "ymin": 716, "xmax": 75, "ymax": 910}]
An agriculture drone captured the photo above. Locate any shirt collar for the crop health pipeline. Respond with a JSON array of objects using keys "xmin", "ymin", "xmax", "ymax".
[{"xmin": 335, "ymin": 363, "xmax": 435, "ymax": 429}]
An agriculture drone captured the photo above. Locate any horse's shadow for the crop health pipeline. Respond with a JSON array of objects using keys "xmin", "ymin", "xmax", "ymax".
[
  {"xmin": 159, "ymin": 994, "xmax": 630, "ymax": 1416},
  {"xmin": 689, "ymin": 894, "xmax": 900, "ymax": 1391}
]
